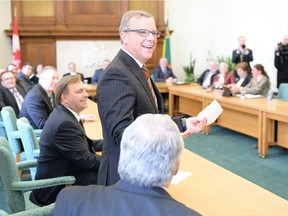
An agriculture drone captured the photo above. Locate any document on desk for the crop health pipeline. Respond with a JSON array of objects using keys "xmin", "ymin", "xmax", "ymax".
[
  {"xmin": 171, "ymin": 171, "xmax": 193, "ymax": 184},
  {"xmin": 197, "ymin": 99, "xmax": 223, "ymax": 126}
]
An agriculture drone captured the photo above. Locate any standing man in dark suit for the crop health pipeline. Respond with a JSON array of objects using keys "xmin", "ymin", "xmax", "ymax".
[
  {"xmin": 16, "ymin": 62, "xmax": 35, "ymax": 93},
  {"xmin": 232, "ymin": 36, "xmax": 253, "ymax": 77},
  {"xmin": 29, "ymin": 75, "xmax": 102, "ymax": 206},
  {"xmin": 153, "ymin": 57, "xmax": 177, "ymax": 82},
  {"xmin": 52, "ymin": 114, "xmax": 201, "ymax": 216},
  {"xmin": 96, "ymin": 10, "xmax": 206, "ymax": 186},
  {"xmin": 0, "ymin": 70, "xmax": 26, "ymax": 117},
  {"xmin": 19, "ymin": 66, "xmax": 58, "ymax": 129},
  {"xmin": 63, "ymin": 62, "xmax": 84, "ymax": 81}
]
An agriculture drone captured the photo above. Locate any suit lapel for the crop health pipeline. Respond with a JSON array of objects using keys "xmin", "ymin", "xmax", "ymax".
[{"xmin": 119, "ymin": 50, "xmax": 159, "ymax": 112}]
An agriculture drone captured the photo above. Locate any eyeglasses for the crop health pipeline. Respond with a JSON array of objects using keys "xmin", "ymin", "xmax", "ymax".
[{"xmin": 124, "ymin": 29, "xmax": 161, "ymax": 38}]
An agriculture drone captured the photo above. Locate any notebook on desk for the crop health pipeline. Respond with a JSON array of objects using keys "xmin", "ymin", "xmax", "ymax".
[{"xmin": 235, "ymin": 94, "xmax": 263, "ymax": 99}]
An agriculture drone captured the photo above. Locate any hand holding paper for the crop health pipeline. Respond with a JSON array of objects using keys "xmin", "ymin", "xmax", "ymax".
[{"xmin": 197, "ymin": 99, "xmax": 223, "ymax": 126}]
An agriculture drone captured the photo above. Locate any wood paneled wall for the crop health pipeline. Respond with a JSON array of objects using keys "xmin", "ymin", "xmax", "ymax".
[{"xmin": 6, "ymin": 0, "xmax": 165, "ymax": 70}]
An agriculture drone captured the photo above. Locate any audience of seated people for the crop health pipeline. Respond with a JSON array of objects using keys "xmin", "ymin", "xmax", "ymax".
[
  {"xmin": 230, "ymin": 64, "xmax": 270, "ymax": 96},
  {"xmin": 153, "ymin": 57, "xmax": 177, "ymax": 82},
  {"xmin": 16, "ymin": 62, "xmax": 35, "ymax": 93},
  {"xmin": 196, "ymin": 59, "xmax": 219, "ymax": 88},
  {"xmin": 52, "ymin": 114, "xmax": 201, "ymax": 216},
  {"xmin": 91, "ymin": 59, "xmax": 110, "ymax": 84},
  {"xmin": 0, "ymin": 69, "xmax": 26, "ymax": 117},
  {"xmin": 19, "ymin": 66, "xmax": 58, "ymax": 129},
  {"xmin": 63, "ymin": 62, "xmax": 84, "ymax": 81},
  {"xmin": 29, "ymin": 75, "xmax": 103, "ymax": 206},
  {"xmin": 212, "ymin": 62, "xmax": 235, "ymax": 88}
]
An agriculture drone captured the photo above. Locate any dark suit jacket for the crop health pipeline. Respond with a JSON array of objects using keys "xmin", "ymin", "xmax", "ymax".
[
  {"xmin": 16, "ymin": 71, "xmax": 35, "ymax": 93},
  {"xmin": 196, "ymin": 69, "xmax": 220, "ymax": 86},
  {"xmin": 96, "ymin": 50, "xmax": 185, "ymax": 186},
  {"xmin": 236, "ymin": 73, "xmax": 252, "ymax": 87},
  {"xmin": 0, "ymin": 85, "xmax": 26, "ymax": 117},
  {"xmin": 52, "ymin": 180, "xmax": 201, "ymax": 216},
  {"xmin": 232, "ymin": 49, "xmax": 253, "ymax": 70},
  {"xmin": 91, "ymin": 68, "xmax": 104, "ymax": 84},
  {"xmin": 19, "ymin": 84, "xmax": 53, "ymax": 129},
  {"xmin": 30, "ymin": 104, "xmax": 102, "ymax": 206},
  {"xmin": 153, "ymin": 66, "xmax": 177, "ymax": 82},
  {"xmin": 63, "ymin": 72, "xmax": 84, "ymax": 81}
]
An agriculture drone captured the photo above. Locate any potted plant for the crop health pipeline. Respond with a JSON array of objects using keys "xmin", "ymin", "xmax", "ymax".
[
  {"xmin": 183, "ymin": 53, "xmax": 196, "ymax": 82},
  {"xmin": 216, "ymin": 55, "xmax": 234, "ymax": 72}
]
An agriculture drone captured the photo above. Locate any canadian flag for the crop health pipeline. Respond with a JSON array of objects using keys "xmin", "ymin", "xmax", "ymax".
[{"xmin": 12, "ymin": 9, "xmax": 21, "ymax": 69}]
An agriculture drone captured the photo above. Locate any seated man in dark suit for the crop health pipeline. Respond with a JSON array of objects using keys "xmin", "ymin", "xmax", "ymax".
[
  {"xmin": 196, "ymin": 60, "xmax": 219, "ymax": 88},
  {"xmin": 0, "ymin": 70, "xmax": 26, "ymax": 117},
  {"xmin": 91, "ymin": 59, "xmax": 110, "ymax": 84},
  {"xmin": 19, "ymin": 66, "xmax": 58, "ymax": 129},
  {"xmin": 63, "ymin": 62, "xmax": 84, "ymax": 81},
  {"xmin": 16, "ymin": 62, "xmax": 35, "ymax": 93},
  {"xmin": 153, "ymin": 57, "xmax": 177, "ymax": 82},
  {"xmin": 52, "ymin": 114, "xmax": 201, "ymax": 216},
  {"xmin": 29, "ymin": 75, "xmax": 103, "ymax": 206}
]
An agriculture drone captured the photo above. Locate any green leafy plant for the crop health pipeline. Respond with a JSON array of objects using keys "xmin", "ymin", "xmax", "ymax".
[
  {"xmin": 216, "ymin": 55, "xmax": 234, "ymax": 72},
  {"xmin": 183, "ymin": 53, "xmax": 196, "ymax": 82}
]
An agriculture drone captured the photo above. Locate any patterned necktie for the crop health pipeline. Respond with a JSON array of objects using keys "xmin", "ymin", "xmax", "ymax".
[
  {"xmin": 141, "ymin": 66, "xmax": 158, "ymax": 109},
  {"xmin": 49, "ymin": 93, "xmax": 55, "ymax": 108},
  {"xmin": 12, "ymin": 89, "xmax": 24, "ymax": 110}
]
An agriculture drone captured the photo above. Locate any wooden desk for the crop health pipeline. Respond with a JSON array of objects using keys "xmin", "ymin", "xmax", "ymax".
[
  {"xmin": 85, "ymin": 84, "xmax": 97, "ymax": 97},
  {"xmin": 262, "ymin": 100, "xmax": 288, "ymax": 157},
  {"xmin": 169, "ymin": 149, "xmax": 288, "ymax": 216},
  {"xmin": 83, "ymin": 99, "xmax": 288, "ymax": 215},
  {"xmin": 155, "ymin": 82, "xmax": 169, "ymax": 93}
]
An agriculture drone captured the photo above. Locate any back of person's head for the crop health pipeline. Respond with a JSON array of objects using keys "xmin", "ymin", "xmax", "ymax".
[
  {"xmin": 253, "ymin": 64, "xmax": 269, "ymax": 79},
  {"xmin": 118, "ymin": 114, "xmax": 183, "ymax": 188},
  {"xmin": 55, "ymin": 75, "xmax": 81, "ymax": 105},
  {"xmin": 235, "ymin": 62, "xmax": 249, "ymax": 73}
]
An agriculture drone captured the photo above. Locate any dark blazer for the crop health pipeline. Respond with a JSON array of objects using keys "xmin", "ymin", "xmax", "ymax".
[
  {"xmin": 91, "ymin": 68, "xmax": 104, "ymax": 84},
  {"xmin": 16, "ymin": 71, "xmax": 35, "ymax": 93},
  {"xmin": 0, "ymin": 85, "xmax": 26, "ymax": 117},
  {"xmin": 96, "ymin": 50, "xmax": 185, "ymax": 186},
  {"xmin": 232, "ymin": 49, "xmax": 253, "ymax": 70},
  {"xmin": 63, "ymin": 72, "xmax": 84, "ymax": 81},
  {"xmin": 52, "ymin": 180, "xmax": 201, "ymax": 216},
  {"xmin": 153, "ymin": 66, "xmax": 177, "ymax": 82},
  {"xmin": 196, "ymin": 69, "xmax": 220, "ymax": 87},
  {"xmin": 236, "ymin": 73, "xmax": 252, "ymax": 87},
  {"xmin": 19, "ymin": 84, "xmax": 53, "ymax": 129},
  {"xmin": 30, "ymin": 104, "xmax": 102, "ymax": 206}
]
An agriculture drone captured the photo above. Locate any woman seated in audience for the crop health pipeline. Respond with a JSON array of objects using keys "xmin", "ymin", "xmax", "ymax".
[
  {"xmin": 230, "ymin": 64, "xmax": 270, "ymax": 96},
  {"xmin": 212, "ymin": 62, "xmax": 235, "ymax": 89},
  {"xmin": 233, "ymin": 62, "xmax": 252, "ymax": 87}
]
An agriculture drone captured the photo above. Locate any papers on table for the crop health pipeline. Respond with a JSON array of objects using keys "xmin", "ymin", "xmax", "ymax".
[
  {"xmin": 235, "ymin": 94, "xmax": 263, "ymax": 99},
  {"xmin": 197, "ymin": 99, "xmax": 223, "ymax": 126},
  {"xmin": 171, "ymin": 171, "xmax": 193, "ymax": 184}
]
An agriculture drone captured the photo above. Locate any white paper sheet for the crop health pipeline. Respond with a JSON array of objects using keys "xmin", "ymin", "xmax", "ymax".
[
  {"xmin": 171, "ymin": 171, "xmax": 193, "ymax": 184},
  {"xmin": 197, "ymin": 99, "xmax": 223, "ymax": 126}
]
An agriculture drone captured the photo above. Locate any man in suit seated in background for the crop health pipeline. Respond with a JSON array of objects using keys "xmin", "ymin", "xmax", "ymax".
[
  {"xmin": 153, "ymin": 57, "xmax": 177, "ymax": 82},
  {"xmin": 19, "ymin": 66, "xmax": 58, "ymax": 129},
  {"xmin": 52, "ymin": 114, "xmax": 201, "ymax": 216},
  {"xmin": 196, "ymin": 60, "xmax": 219, "ymax": 88},
  {"xmin": 0, "ymin": 69, "xmax": 26, "ymax": 117},
  {"xmin": 16, "ymin": 62, "xmax": 35, "ymax": 93},
  {"xmin": 29, "ymin": 75, "xmax": 103, "ymax": 206},
  {"xmin": 63, "ymin": 62, "xmax": 84, "ymax": 81},
  {"xmin": 91, "ymin": 59, "xmax": 110, "ymax": 84}
]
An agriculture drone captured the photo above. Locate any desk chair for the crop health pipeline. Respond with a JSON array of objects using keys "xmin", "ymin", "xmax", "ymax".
[
  {"xmin": 0, "ymin": 204, "xmax": 54, "ymax": 216},
  {"xmin": 0, "ymin": 137, "xmax": 75, "ymax": 213},
  {"xmin": 0, "ymin": 113, "xmax": 7, "ymax": 139},
  {"xmin": 277, "ymin": 83, "xmax": 288, "ymax": 100},
  {"xmin": 16, "ymin": 118, "xmax": 41, "ymax": 180}
]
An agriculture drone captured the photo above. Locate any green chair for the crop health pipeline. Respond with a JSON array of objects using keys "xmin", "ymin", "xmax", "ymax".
[
  {"xmin": 16, "ymin": 118, "xmax": 41, "ymax": 180},
  {"xmin": 0, "ymin": 137, "xmax": 75, "ymax": 213},
  {"xmin": 0, "ymin": 204, "xmax": 54, "ymax": 216},
  {"xmin": 277, "ymin": 83, "xmax": 288, "ymax": 100},
  {"xmin": 0, "ymin": 113, "xmax": 7, "ymax": 139}
]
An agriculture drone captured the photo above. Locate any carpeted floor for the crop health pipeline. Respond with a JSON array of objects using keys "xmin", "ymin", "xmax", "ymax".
[
  {"xmin": 1, "ymin": 125, "xmax": 288, "ymax": 212},
  {"xmin": 185, "ymin": 125, "xmax": 288, "ymax": 200}
]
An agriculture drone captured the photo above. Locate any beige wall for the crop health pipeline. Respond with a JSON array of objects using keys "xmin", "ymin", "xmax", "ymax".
[{"xmin": 0, "ymin": 0, "xmax": 12, "ymax": 69}]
